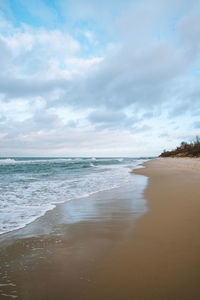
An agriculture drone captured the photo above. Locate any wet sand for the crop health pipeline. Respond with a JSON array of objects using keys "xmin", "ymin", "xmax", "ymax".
[
  {"xmin": 0, "ymin": 174, "xmax": 147, "ymax": 299},
  {"xmin": 1, "ymin": 158, "xmax": 200, "ymax": 300}
]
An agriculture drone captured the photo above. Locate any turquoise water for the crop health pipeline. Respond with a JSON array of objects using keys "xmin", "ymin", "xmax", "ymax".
[{"xmin": 0, "ymin": 157, "xmax": 152, "ymax": 234}]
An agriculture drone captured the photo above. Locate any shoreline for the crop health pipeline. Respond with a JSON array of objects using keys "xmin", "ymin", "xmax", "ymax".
[
  {"xmin": 0, "ymin": 183, "xmax": 134, "ymax": 238},
  {"xmin": 0, "ymin": 158, "xmax": 148, "ymax": 237},
  {"xmin": 0, "ymin": 167, "xmax": 147, "ymax": 241}
]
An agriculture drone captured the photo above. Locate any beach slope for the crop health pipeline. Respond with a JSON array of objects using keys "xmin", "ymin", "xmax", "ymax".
[{"xmin": 87, "ymin": 158, "xmax": 200, "ymax": 300}]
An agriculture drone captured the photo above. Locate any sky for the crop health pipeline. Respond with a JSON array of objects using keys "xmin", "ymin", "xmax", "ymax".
[{"xmin": 0, "ymin": 0, "xmax": 200, "ymax": 157}]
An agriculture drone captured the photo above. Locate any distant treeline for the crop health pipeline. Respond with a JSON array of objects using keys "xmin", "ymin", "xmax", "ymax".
[{"xmin": 160, "ymin": 136, "xmax": 200, "ymax": 157}]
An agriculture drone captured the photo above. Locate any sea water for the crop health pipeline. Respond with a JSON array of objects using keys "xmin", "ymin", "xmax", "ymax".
[{"xmin": 0, "ymin": 157, "xmax": 152, "ymax": 235}]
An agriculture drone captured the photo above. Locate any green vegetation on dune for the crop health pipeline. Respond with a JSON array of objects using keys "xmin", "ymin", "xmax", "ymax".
[{"xmin": 160, "ymin": 136, "xmax": 200, "ymax": 157}]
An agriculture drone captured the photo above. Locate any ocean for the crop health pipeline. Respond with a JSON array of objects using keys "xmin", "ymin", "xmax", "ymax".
[{"xmin": 0, "ymin": 157, "xmax": 152, "ymax": 235}]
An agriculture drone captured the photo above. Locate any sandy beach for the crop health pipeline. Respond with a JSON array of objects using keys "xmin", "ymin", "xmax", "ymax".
[
  {"xmin": 1, "ymin": 158, "xmax": 200, "ymax": 299},
  {"xmin": 2, "ymin": 0, "xmax": 200, "ymax": 299},
  {"xmin": 86, "ymin": 158, "xmax": 200, "ymax": 299}
]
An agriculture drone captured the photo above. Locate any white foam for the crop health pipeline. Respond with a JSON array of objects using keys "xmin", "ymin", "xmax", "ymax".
[
  {"xmin": 0, "ymin": 158, "xmax": 72, "ymax": 165},
  {"xmin": 117, "ymin": 158, "xmax": 124, "ymax": 162},
  {"xmin": 0, "ymin": 159, "xmax": 16, "ymax": 164}
]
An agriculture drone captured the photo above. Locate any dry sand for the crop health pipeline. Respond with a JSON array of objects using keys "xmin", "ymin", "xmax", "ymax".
[
  {"xmin": 1, "ymin": 158, "xmax": 200, "ymax": 300},
  {"xmin": 86, "ymin": 158, "xmax": 200, "ymax": 300}
]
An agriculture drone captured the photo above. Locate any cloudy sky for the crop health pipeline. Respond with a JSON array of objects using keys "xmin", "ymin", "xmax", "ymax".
[{"xmin": 0, "ymin": 0, "xmax": 200, "ymax": 157}]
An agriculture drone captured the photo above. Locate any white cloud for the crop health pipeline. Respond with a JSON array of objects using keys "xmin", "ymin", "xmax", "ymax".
[{"xmin": 1, "ymin": 0, "xmax": 200, "ymax": 156}]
